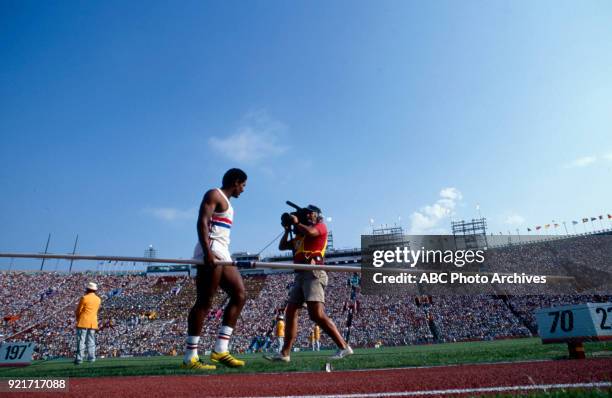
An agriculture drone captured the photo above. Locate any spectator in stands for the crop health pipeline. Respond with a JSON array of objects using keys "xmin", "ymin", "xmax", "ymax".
[{"xmin": 74, "ymin": 282, "xmax": 101, "ymax": 364}]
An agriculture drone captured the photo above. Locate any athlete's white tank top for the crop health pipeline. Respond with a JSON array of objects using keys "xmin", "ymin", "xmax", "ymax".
[{"xmin": 193, "ymin": 188, "xmax": 233, "ymax": 261}]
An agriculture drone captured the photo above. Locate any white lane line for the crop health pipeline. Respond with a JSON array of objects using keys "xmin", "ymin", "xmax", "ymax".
[{"xmin": 243, "ymin": 382, "xmax": 612, "ymax": 398}]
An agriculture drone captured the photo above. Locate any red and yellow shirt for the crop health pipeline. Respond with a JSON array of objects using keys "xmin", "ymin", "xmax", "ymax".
[{"xmin": 294, "ymin": 223, "xmax": 328, "ymax": 264}]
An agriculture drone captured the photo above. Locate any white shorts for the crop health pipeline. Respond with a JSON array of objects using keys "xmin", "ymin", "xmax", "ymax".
[{"xmin": 193, "ymin": 241, "xmax": 232, "ymax": 262}]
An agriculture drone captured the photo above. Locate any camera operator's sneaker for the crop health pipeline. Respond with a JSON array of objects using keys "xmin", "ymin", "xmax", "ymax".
[
  {"xmin": 329, "ymin": 346, "xmax": 353, "ymax": 360},
  {"xmin": 263, "ymin": 353, "xmax": 291, "ymax": 363}
]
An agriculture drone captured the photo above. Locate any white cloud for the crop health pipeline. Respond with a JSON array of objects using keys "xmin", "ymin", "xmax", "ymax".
[
  {"xmin": 565, "ymin": 156, "xmax": 597, "ymax": 168},
  {"xmin": 440, "ymin": 187, "xmax": 462, "ymax": 200},
  {"xmin": 409, "ymin": 188, "xmax": 463, "ymax": 234},
  {"xmin": 505, "ymin": 214, "xmax": 525, "ymax": 225},
  {"xmin": 143, "ymin": 207, "xmax": 196, "ymax": 222},
  {"xmin": 209, "ymin": 111, "xmax": 289, "ymax": 164}
]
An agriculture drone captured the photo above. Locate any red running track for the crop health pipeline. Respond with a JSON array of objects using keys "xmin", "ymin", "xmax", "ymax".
[{"xmin": 9, "ymin": 358, "xmax": 612, "ymax": 398}]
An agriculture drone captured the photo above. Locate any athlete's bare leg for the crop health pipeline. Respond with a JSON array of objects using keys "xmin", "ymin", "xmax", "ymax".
[
  {"xmin": 280, "ymin": 303, "xmax": 301, "ymax": 357},
  {"xmin": 187, "ymin": 264, "xmax": 223, "ymax": 336},
  {"xmin": 219, "ymin": 265, "xmax": 247, "ymax": 327},
  {"xmin": 307, "ymin": 301, "xmax": 348, "ymax": 349}
]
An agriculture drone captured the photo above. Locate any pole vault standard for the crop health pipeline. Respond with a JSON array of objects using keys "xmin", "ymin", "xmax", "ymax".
[{"xmin": 0, "ymin": 252, "xmax": 361, "ymax": 273}]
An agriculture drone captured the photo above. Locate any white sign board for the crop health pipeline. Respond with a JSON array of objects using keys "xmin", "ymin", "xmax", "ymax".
[
  {"xmin": 0, "ymin": 342, "xmax": 35, "ymax": 367},
  {"xmin": 535, "ymin": 303, "xmax": 612, "ymax": 343}
]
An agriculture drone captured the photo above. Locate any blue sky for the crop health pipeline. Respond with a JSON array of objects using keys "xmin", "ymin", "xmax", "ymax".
[{"xmin": 1, "ymin": 1, "xmax": 611, "ymax": 271}]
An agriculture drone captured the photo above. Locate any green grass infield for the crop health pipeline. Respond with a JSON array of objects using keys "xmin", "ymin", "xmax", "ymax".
[{"xmin": 0, "ymin": 337, "xmax": 609, "ymax": 379}]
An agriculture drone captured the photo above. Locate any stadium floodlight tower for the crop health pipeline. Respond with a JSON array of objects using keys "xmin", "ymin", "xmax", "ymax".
[
  {"xmin": 144, "ymin": 244, "xmax": 157, "ymax": 268},
  {"xmin": 451, "ymin": 218, "xmax": 488, "ymax": 250},
  {"xmin": 368, "ymin": 225, "xmax": 410, "ymax": 251},
  {"xmin": 327, "ymin": 231, "xmax": 334, "ymax": 252}
]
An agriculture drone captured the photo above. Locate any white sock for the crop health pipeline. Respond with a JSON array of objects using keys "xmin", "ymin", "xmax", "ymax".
[
  {"xmin": 214, "ymin": 325, "xmax": 233, "ymax": 353},
  {"xmin": 184, "ymin": 336, "xmax": 200, "ymax": 363}
]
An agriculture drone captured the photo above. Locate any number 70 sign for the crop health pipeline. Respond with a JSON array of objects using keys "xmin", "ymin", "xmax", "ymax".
[
  {"xmin": 536, "ymin": 303, "xmax": 612, "ymax": 343},
  {"xmin": 0, "ymin": 342, "xmax": 35, "ymax": 367}
]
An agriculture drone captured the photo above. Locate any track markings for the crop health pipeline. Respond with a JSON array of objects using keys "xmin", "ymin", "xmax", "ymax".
[{"xmin": 245, "ymin": 382, "xmax": 612, "ymax": 398}]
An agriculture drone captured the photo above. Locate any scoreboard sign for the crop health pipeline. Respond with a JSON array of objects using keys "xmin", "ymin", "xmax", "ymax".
[
  {"xmin": 0, "ymin": 342, "xmax": 35, "ymax": 367},
  {"xmin": 536, "ymin": 303, "xmax": 612, "ymax": 343}
]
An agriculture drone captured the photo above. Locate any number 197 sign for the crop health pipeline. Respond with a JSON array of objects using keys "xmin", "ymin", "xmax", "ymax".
[
  {"xmin": 0, "ymin": 342, "xmax": 35, "ymax": 367},
  {"xmin": 536, "ymin": 303, "xmax": 612, "ymax": 343}
]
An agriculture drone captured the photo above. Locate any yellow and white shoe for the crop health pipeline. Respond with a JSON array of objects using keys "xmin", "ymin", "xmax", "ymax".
[
  {"xmin": 180, "ymin": 356, "xmax": 216, "ymax": 370},
  {"xmin": 210, "ymin": 351, "xmax": 245, "ymax": 368}
]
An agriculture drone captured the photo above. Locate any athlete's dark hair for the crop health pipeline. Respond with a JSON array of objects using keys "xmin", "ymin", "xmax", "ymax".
[{"xmin": 222, "ymin": 168, "xmax": 247, "ymax": 188}]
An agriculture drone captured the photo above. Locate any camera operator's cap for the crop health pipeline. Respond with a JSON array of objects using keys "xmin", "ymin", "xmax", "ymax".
[
  {"xmin": 306, "ymin": 205, "xmax": 322, "ymax": 214},
  {"xmin": 87, "ymin": 282, "xmax": 98, "ymax": 291}
]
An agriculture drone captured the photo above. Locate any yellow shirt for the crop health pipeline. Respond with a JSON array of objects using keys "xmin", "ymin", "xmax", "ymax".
[
  {"xmin": 313, "ymin": 325, "xmax": 320, "ymax": 340},
  {"xmin": 276, "ymin": 320, "xmax": 285, "ymax": 338},
  {"xmin": 75, "ymin": 292, "xmax": 101, "ymax": 329}
]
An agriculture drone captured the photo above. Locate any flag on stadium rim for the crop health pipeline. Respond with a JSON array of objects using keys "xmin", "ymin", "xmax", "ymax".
[
  {"xmin": 599, "ymin": 215, "xmax": 603, "ymax": 220},
  {"xmin": 582, "ymin": 218, "xmax": 589, "ymax": 223},
  {"xmin": 572, "ymin": 220, "xmax": 579, "ymax": 225},
  {"xmin": 554, "ymin": 223, "xmax": 559, "ymax": 228},
  {"xmin": 536, "ymin": 226, "xmax": 542, "ymax": 230},
  {"xmin": 591, "ymin": 217, "xmax": 597, "ymax": 221},
  {"xmin": 609, "ymin": 214, "xmax": 612, "ymax": 219},
  {"xmin": 527, "ymin": 227, "xmax": 532, "ymax": 232},
  {"xmin": 544, "ymin": 224, "xmax": 550, "ymax": 229}
]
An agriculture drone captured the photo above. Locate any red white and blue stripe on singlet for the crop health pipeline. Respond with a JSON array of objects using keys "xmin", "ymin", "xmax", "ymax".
[{"xmin": 211, "ymin": 216, "xmax": 232, "ymax": 229}]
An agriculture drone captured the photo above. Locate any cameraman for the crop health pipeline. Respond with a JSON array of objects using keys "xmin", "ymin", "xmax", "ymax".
[{"xmin": 266, "ymin": 205, "xmax": 353, "ymax": 362}]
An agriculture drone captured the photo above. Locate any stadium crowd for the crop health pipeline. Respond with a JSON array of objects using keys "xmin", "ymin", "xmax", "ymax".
[{"xmin": 0, "ymin": 234, "xmax": 610, "ymax": 359}]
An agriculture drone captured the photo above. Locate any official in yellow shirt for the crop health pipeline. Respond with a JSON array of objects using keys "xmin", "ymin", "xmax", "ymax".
[
  {"xmin": 74, "ymin": 282, "xmax": 101, "ymax": 364},
  {"xmin": 274, "ymin": 315, "xmax": 285, "ymax": 353}
]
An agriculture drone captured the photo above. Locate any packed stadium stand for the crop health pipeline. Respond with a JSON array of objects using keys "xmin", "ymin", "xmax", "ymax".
[{"xmin": 0, "ymin": 233, "xmax": 610, "ymax": 359}]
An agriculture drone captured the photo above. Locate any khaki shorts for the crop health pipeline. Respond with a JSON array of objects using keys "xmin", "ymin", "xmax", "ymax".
[{"xmin": 287, "ymin": 270, "xmax": 328, "ymax": 305}]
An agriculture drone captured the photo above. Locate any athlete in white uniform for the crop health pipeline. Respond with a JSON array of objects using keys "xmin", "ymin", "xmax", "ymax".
[
  {"xmin": 193, "ymin": 188, "xmax": 233, "ymax": 262},
  {"xmin": 182, "ymin": 168, "xmax": 248, "ymax": 371}
]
